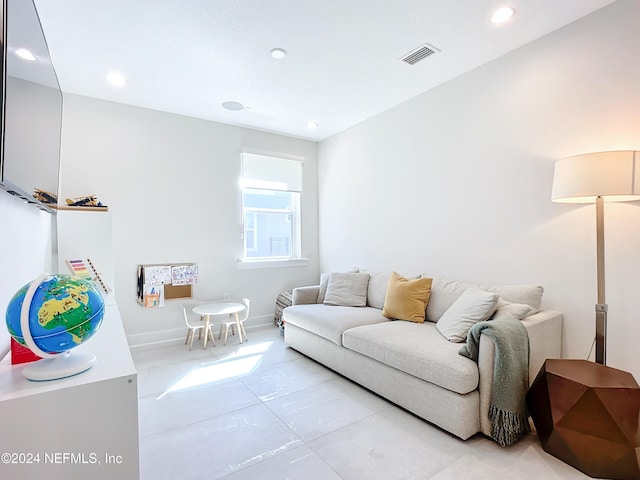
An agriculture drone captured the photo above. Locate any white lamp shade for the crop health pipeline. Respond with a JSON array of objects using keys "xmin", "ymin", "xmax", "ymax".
[{"xmin": 552, "ymin": 151, "xmax": 640, "ymax": 203}]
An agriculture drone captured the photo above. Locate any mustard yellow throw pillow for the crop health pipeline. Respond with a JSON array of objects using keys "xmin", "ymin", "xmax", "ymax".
[{"xmin": 382, "ymin": 272, "xmax": 433, "ymax": 323}]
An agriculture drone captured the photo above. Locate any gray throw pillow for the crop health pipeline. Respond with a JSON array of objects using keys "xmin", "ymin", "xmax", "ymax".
[
  {"xmin": 436, "ymin": 288, "xmax": 499, "ymax": 342},
  {"xmin": 317, "ymin": 268, "xmax": 360, "ymax": 303},
  {"xmin": 323, "ymin": 272, "xmax": 370, "ymax": 307}
]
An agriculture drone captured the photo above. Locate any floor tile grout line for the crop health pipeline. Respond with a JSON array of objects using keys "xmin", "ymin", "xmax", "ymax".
[
  {"xmin": 214, "ymin": 403, "xmax": 309, "ymax": 479},
  {"xmin": 138, "ymin": 400, "xmax": 283, "ymax": 442},
  {"xmin": 212, "ymin": 389, "xmax": 351, "ymax": 480}
]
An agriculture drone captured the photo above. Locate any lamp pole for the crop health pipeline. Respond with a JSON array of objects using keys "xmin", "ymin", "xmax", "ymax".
[{"xmin": 595, "ymin": 195, "xmax": 607, "ymax": 365}]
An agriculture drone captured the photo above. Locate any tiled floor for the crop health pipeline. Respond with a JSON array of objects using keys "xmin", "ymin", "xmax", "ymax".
[{"xmin": 133, "ymin": 326, "xmax": 591, "ymax": 480}]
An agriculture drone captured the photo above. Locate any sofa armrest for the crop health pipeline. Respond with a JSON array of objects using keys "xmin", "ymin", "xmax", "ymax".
[
  {"xmin": 521, "ymin": 310, "xmax": 563, "ymax": 382},
  {"xmin": 477, "ymin": 309, "xmax": 563, "ymax": 437},
  {"xmin": 292, "ymin": 285, "xmax": 320, "ymax": 305}
]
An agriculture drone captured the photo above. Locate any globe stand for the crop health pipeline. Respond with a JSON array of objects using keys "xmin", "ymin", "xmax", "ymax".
[
  {"xmin": 22, "ymin": 351, "xmax": 96, "ymax": 382},
  {"xmin": 19, "ymin": 272, "xmax": 98, "ymax": 382}
]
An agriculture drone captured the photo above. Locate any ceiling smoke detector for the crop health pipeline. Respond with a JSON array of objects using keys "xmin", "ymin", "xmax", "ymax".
[{"xmin": 400, "ymin": 43, "xmax": 439, "ymax": 65}]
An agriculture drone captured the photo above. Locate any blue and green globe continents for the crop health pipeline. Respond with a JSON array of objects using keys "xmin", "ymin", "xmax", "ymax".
[{"xmin": 6, "ymin": 274, "xmax": 105, "ymax": 355}]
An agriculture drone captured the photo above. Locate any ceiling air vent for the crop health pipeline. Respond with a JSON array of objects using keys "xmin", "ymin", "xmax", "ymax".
[{"xmin": 400, "ymin": 43, "xmax": 439, "ymax": 65}]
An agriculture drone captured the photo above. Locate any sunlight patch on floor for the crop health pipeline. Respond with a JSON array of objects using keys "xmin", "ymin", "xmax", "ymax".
[{"xmin": 158, "ymin": 341, "xmax": 274, "ymax": 398}]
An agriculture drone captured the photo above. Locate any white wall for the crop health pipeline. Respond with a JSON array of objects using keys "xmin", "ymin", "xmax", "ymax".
[
  {"xmin": 318, "ymin": 0, "xmax": 640, "ymax": 379},
  {"xmin": 0, "ymin": 192, "xmax": 53, "ymax": 358},
  {"xmin": 58, "ymin": 95, "xmax": 319, "ymax": 344}
]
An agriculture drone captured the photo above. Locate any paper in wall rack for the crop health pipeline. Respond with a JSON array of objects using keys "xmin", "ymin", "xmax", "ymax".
[
  {"xmin": 136, "ymin": 263, "xmax": 198, "ymax": 308},
  {"xmin": 65, "ymin": 258, "xmax": 112, "ymax": 294}
]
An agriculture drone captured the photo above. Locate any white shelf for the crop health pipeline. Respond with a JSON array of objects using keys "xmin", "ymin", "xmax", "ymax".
[{"xmin": 0, "ymin": 305, "xmax": 135, "ymax": 399}]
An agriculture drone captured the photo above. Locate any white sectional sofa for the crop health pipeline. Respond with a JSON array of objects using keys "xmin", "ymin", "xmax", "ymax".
[{"xmin": 283, "ymin": 272, "xmax": 562, "ymax": 443}]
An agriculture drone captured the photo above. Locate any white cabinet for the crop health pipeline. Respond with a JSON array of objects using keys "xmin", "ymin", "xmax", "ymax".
[{"xmin": 0, "ymin": 305, "xmax": 139, "ymax": 479}]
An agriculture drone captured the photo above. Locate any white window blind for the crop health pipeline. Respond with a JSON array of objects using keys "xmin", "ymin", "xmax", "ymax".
[{"xmin": 241, "ymin": 152, "xmax": 302, "ymax": 192}]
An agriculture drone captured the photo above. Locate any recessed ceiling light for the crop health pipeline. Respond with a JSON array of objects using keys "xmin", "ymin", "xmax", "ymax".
[
  {"xmin": 490, "ymin": 7, "xmax": 515, "ymax": 24},
  {"xmin": 270, "ymin": 48, "xmax": 287, "ymax": 59},
  {"xmin": 222, "ymin": 101, "xmax": 245, "ymax": 111},
  {"xmin": 15, "ymin": 48, "xmax": 36, "ymax": 61},
  {"xmin": 306, "ymin": 121, "xmax": 318, "ymax": 130},
  {"xmin": 107, "ymin": 71, "xmax": 127, "ymax": 87}
]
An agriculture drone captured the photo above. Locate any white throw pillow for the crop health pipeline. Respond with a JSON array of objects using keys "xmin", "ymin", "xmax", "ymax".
[
  {"xmin": 436, "ymin": 288, "xmax": 499, "ymax": 342},
  {"xmin": 425, "ymin": 278, "xmax": 472, "ymax": 322},
  {"xmin": 323, "ymin": 272, "xmax": 370, "ymax": 307},
  {"xmin": 490, "ymin": 298, "xmax": 533, "ymax": 321}
]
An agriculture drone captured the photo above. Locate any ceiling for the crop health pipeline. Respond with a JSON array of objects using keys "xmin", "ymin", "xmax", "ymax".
[{"xmin": 29, "ymin": 0, "xmax": 615, "ymax": 142}]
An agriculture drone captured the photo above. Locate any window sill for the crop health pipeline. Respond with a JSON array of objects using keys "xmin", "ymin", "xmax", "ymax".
[{"xmin": 236, "ymin": 258, "xmax": 309, "ymax": 270}]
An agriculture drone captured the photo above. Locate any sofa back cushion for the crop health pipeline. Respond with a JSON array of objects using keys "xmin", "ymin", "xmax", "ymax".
[
  {"xmin": 481, "ymin": 283, "xmax": 543, "ymax": 314},
  {"xmin": 491, "ymin": 298, "xmax": 533, "ymax": 322},
  {"xmin": 317, "ymin": 272, "xmax": 330, "ymax": 303},
  {"xmin": 367, "ymin": 271, "xmax": 392, "ymax": 309},
  {"xmin": 425, "ymin": 277, "xmax": 544, "ymax": 322},
  {"xmin": 366, "ymin": 271, "xmax": 421, "ymax": 310}
]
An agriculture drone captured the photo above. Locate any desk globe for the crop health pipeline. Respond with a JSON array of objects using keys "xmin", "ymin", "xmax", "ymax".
[{"xmin": 5, "ymin": 272, "xmax": 105, "ymax": 381}]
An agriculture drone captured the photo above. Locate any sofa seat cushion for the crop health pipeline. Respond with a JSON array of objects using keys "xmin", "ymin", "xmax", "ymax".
[
  {"xmin": 283, "ymin": 304, "xmax": 389, "ymax": 346},
  {"xmin": 342, "ymin": 321, "xmax": 479, "ymax": 394}
]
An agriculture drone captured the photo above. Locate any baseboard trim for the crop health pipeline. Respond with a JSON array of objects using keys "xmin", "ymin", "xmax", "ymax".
[{"xmin": 127, "ymin": 314, "xmax": 274, "ymax": 348}]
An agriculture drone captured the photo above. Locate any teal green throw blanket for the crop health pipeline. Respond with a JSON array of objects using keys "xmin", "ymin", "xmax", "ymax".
[{"xmin": 459, "ymin": 319, "xmax": 530, "ymax": 446}]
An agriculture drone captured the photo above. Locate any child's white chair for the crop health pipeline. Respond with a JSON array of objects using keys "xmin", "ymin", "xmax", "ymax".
[
  {"xmin": 180, "ymin": 304, "xmax": 215, "ymax": 350},
  {"xmin": 219, "ymin": 298, "xmax": 250, "ymax": 345}
]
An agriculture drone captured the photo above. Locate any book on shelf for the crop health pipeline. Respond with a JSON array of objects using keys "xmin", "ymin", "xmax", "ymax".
[{"xmin": 65, "ymin": 258, "xmax": 112, "ymax": 295}]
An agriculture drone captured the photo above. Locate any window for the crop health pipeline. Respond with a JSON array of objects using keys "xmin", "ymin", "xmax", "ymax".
[
  {"xmin": 241, "ymin": 152, "xmax": 303, "ymax": 262},
  {"xmin": 244, "ymin": 211, "xmax": 257, "ymax": 253}
]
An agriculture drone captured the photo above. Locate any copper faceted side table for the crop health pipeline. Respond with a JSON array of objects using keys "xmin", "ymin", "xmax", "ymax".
[{"xmin": 526, "ymin": 359, "xmax": 640, "ymax": 480}]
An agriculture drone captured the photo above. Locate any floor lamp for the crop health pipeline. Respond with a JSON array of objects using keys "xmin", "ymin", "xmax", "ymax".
[{"xmin": 551, "ymin": 151, "xmax": 640, "ymax": 364}]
